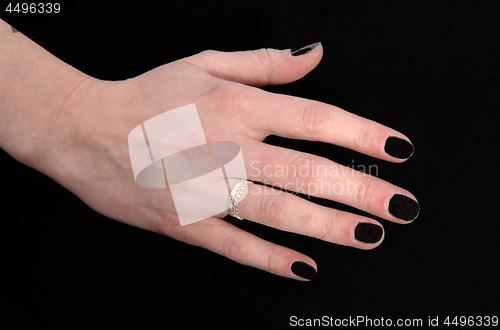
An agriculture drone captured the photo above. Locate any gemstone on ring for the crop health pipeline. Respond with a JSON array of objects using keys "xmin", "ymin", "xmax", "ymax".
[{"xmin": 228, "ymin": 180, "xmax": 253, "ymax": 220}]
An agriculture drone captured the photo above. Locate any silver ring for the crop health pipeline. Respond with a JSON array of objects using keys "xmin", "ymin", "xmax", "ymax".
[{"xmin": 228, "ymin": 180, "xmax": 253, "ymax": 220}]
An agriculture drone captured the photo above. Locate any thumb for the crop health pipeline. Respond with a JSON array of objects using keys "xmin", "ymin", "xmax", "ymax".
[{"xmin": 180, "ymin": 42, "xmax": 322, "ymax": 87}]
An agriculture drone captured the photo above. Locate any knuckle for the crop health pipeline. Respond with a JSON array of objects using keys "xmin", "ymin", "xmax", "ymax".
[
  {"xmin": 197, "ymin": 49, "xmax": 216, "ymax": 59},
  {"xmin": 355, "ymin": 123, "xmax": 377, "ymax": 152},
  {"xmin": 265, "ymin": 248, "xmax": 282, "ymax": 275},
  {"xmin": 298, "ymin": 211, "xmax": 315, "ymax": 226},
  {"xmin": 285, "ymin": 154, "xmax": 319, "ymax": 187},
  {"xmin": 252, "ymin": 48, "xmax": 275, "ymax": 84},
  {"xmin": 210, "ymin": 84, "xmax": 244, "ymax": 113},
  {"xmin": 300, "ymin": 101, "xmax": 330, "ymax": 139},
  {"xmin": 322, "ymin": 212, "xmax": 339, "ymax": 242},
  {"xmin": 157, "ymin": 208, "xmax": 181, "ymax": 234},
  {"xmin": 220, "ymin": 233, "xmax": 247, "ymax": 262},
  {"xmin": 186, "ymin": 50, "xmax": 218, "ymax": 66},
  {"xmin": 256, "ymin": 192, "xmax": 287, "ymax": 225},
  {"xmin": 352, "ymin": 179, "xmax": 376, "ymax": 211}
]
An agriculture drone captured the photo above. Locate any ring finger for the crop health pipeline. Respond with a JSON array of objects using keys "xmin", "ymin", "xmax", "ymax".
[{"xmin": 236, "ymin": 182, "xmax": 385, "ymax": 249}]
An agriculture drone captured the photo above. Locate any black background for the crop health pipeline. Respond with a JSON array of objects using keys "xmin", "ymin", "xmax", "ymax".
[{"xmin": 1, "ymin": 1, "xmax": 499, "ymax": 327}]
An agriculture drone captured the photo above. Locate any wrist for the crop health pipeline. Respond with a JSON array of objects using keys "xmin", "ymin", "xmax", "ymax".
[
  {"xmin": 0, "ymin": 23, "xmax": 96, "ymax": 168},
  {"xmin": 26, "ymin": 76, "xmax": 138, "ymax": 191},
  {"xmin": 3, "ymin": 67, "xmax": 95, "ymax": 168},
  {"xmin": 23, "ymin": 75, "xmax": 107, "ymax": 177}
]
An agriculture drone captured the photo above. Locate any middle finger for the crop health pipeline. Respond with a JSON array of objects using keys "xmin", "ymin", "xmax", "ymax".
[{"xmin": 243, "ymin": 139, "xmax": 420, "ymax": 223}]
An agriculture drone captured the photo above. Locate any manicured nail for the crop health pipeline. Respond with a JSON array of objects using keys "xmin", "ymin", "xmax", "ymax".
[
  {"xmin": 388, "ymin": 194, "xmax": 420, "ymax": 221},
  {"xmin": 384, "ymin": 136, "xmax": 414, "ymax": 159},
  {"xmin": 291, "ymin": 42, "xmax": 321, "ymax": 56},
  {"xmin": 354, "ymin": 222, "xmax": 383, "ymax": 244},
  {"xmin": 291, "ymin": 261, "xmax": 317, "ymax": 280}
]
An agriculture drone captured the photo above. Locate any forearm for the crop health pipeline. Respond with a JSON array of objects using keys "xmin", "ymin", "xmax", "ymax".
[{"xmin": 0, "ymin": 19, "xmax": 92, "ymax": 167}]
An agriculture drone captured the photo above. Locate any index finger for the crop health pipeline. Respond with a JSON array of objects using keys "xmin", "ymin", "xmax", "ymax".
[{"xmin": 248, "ymin": 91, "xmax": 414, "ymax": 162}]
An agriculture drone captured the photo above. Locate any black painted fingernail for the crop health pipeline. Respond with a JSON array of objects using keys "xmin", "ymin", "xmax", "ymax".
[
  {"xmin": 291, "ymin": 261, "xmax": 317, "ymax": 280},
  {"xmin": 384, "ymin": 136, "xmax": 414, "ymax": 159},
  {"xmin": 354, "ymin": 223, "xmax": 384, "ymax": 244},
  {"xmin": 291, "ymin": 42, "xmax": 321, "ymax": 56},
  {"xmin": 388, "ymin": 194, "xmax": 420, "ymax": 221}
]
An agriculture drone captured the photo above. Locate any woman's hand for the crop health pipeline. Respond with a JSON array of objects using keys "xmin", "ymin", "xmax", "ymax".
[{"xmin": 26, "ymin": 43, "xmax": 419, "ymax": 281}]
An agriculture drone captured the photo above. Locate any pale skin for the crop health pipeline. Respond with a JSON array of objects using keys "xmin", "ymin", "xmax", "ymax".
[{"xmin": 0, "ymin": 19, "xmax": 418, "ymax": 281}]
